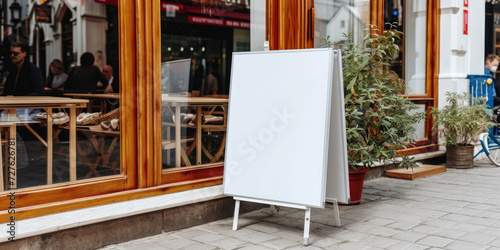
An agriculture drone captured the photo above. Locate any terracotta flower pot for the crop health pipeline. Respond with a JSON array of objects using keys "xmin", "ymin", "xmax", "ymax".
[{"xmin": 347, "ymin": 168, "xmax": 369, "ymax": 204}]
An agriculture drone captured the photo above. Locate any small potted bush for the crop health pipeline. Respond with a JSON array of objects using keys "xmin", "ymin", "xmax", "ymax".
[
  {"xmin": 430, "ymin": 92, "xmax": 493, "ymax": 168},
  {"xmin": 326, "ymin": 25, "xmax": 425, "ymax": 204}
]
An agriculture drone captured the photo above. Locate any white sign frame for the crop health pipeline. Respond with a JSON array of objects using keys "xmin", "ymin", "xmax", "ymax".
[{"xmin": 224, "ymin": 48, "xmax": 349, "ymax": 245}]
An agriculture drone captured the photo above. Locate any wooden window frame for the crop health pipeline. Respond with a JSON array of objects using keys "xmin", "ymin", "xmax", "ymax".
[
  {"xmin": 265, "ymin": 0, "xmax": 440, "ymax": 152},
  {"xmin": 0, "ymin": 0, "xmax": 222, "ymax": 223},
  {"xmin": 266, "ymin": 0, "xmax": 314, "ymax": 50},
  {"xmin": 0, "ymin": 0, "xmax": 441, "ymax": 223},
  {"xmin": 370, "ymin": 0, "xmax": 441, "ymax": 152}
]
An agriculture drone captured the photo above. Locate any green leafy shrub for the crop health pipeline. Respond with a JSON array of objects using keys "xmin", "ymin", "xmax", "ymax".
[
  {"xmin": 326, "ymin": 25, "xmax": 426, "ymax": 170},
  {"xmin": 430, "ymin": 92, "xmax": 493, "ymax": 147}
]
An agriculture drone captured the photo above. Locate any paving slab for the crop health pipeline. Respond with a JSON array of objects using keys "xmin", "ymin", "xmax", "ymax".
[{"xmin": 101, "ymin": 162, "xmax": 500, "ymax": 249}]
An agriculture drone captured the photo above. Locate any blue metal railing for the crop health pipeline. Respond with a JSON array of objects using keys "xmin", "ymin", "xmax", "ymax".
[{"xmin": 468, "ymin": 74, "xmax": 494, "ymax": 108}]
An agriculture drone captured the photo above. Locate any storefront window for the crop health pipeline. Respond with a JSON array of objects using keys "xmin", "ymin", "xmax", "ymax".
[
  {"xmin": 314, "ymin": 0, "xmax": 370, "ymax": 49},
  {"xmin": 0, "ymin": 0, "xmax": 120, "ymax": 189},
  {"xmin": 384, "ymin": 0, "xmax": 429, "ymax": 144},
  {"xmin": 403, "ymin": 0, "xmax": 426, "ymax": 95},
  {"xmin": 384, "ymin": 0, "xmax": 404, "ymax": 80},
  {"xmin": 160, "ymin": 0, "xmax": 250, "ymax": 169},
  {"xmin": 384, "ymin": 0, "xmax": 426, "ymax": 95}
]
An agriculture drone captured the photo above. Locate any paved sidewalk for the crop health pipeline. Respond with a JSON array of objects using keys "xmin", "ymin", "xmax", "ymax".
[{"xmin": 102, "ymin": 159, "xmax": 500, "ymax": 249}]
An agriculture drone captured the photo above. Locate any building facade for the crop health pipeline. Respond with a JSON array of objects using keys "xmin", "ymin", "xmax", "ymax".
[{"xmin": 0, "ymin": 0, "xmax": 487, "ymax": 247}]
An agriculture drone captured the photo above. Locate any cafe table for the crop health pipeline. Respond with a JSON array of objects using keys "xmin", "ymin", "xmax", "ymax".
[
  {"xmin": 0, "ymin": 96, "xmax": 88, "ymax": 185},
  {"xmin": 162, "ymin": 95, "xmax": 228, "ymax": 167},
  {"xmin": 63, "ymin": 93, "xmax": 119, "ymax": 113},
  {"xmin": 63, "ymin": 93, "xmax": 119, "ymax": 99}
]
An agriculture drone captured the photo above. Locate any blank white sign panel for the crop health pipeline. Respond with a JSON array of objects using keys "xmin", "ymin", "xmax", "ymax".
[
  {"xmin": 326, "ymin": 50, "xmax": 350, "ymax": 204},
  {"xmin": 224, "ymin": 49, "xmax": 336, "ymax": 208}
]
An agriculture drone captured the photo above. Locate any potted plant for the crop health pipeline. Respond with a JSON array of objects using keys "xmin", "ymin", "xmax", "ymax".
[
  {"xmin": 326, "ymin": 25, "xmax": 426, "ymax": 204},
  {"xmin": 430, "ymin": 92, "xmax": 493, "ymax": 168}
]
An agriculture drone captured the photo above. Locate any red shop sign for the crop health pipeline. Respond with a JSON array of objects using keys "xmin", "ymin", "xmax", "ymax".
[
  {"xmin": 94, "ymin": 0, "xmax": 118, "ymax": 5},
  {"xmin": 464, "ymin": 0, "xmax": 468, "ymax": 7},
  {"xmin": 188, "ymin": 15, "xmax": 249, "ymax": 29},
  {"xmin": 463, "ymin": 10, "xmax": 468, "ymax": 35}
]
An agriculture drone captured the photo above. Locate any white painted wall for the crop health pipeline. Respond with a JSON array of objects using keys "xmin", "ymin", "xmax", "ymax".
[
  {"xmin": 325, "ymin": 6, "xmax": 364, "ymax": 45},
  {"xmin": 79, "ymin": 0, "xmax": 107, "ymax": 68},
  {"xmin": 250, "ymin": 0, "xmax": 265, "ymax": 51},
  {"xmin": 28, "ymin": 0, "xmax": 107, "ymax": 72},
  {"xmin": 439, "ymin": 0, "xmax": 484, "ymax": 110},
  {"xmin": 468, "ymin": 1, "xmax": 485, "ymax": 75},
  {"xmin": 438, "ymin": 0, "xmax": 485, "ymax": 151}
]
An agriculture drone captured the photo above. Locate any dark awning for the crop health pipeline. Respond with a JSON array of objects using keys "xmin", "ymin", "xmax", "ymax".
[{"xmin": 94, "ymin": 0, "xmax": 118, "ymax": 5}]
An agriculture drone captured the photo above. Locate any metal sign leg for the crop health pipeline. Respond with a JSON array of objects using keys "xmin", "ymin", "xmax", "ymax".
[
  {"xmin": 232, "ymin": 199, "xmax": 241, "ymax": 231},
  {"xmin": 303, "ymin": 207, "xmax": 311, "ymax": 246},
  {"xmin": 333, "ymin": 201, "xmax": 341, "ymax": 227}
]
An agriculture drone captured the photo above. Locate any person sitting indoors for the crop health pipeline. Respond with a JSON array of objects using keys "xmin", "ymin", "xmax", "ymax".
[
  {"xmin": 64, "ymin": 52, "xmax": 108, "ymax": 93},
  {"xmin": 102, "ymin": 65, "xmax": 119, "ymax": 94},
  {"xmin": 201, "ymin": 65, "xmax": 218, "ymax": 96},
  {"xmin": 1, "ymin": 42, "xmax": 44, "ymax": 169},
  {"xmin": 45, "ymin": 59, "xmax": 67, "ymax": 90},
  {"xmin": 2, "ymin": 42, "xmax": 44, "ymax": 96}
]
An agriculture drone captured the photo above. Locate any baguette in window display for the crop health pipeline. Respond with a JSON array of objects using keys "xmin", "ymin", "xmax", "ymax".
[
  {"xmin": 100, "ymin": 119, "xmax": 119, "ymax": 131},
  {"xmin": 203, "ymin": 115, "xmax": 223, "ymax": 125},
  {"xmin": 110, "ymin": 119, "xmax": 119, "ymax": 131},
  {"xmin": 35, "ymin": 112, "xmax": 66, "ymax": 119},
  {"xmin": 171, "ymin": 113, "xmax": 195, "ymax": 126},
  {"xmin": 101, "ymin": 121, "xmax": 111, "ymax": 130},
  {"xmin": 76, "ymin": 112, "xmax": 102, "ymax": 125},
  {"xmin": 35, "ymin": 112, "xmax": 69, "ymax": 125},
  {"xmin": 54, "ymin": 115, "xmax": 69, "ymax": 125}
]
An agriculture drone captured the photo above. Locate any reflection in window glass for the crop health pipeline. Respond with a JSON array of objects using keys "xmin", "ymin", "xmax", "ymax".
[
  {"xmin": 160, "ymin": 1, "xmax": 250, "ymax": 169},
  {"xmin": 314, "ymin": 0, "xmax": 370, "ymax": 49},
  {"xmin": 384, "ymin": 0, "xmax": 427, "ymax": 95},
  {"xmin": 1, "ymin": 1, "xmax": 120, "ymax": 190},
  {"xmin": 410, "ymin": 104, "xmax": 426, "ymax": 139},
  {"xmin": 404, "ymin": 0, "xmax": 426, "ymax": 95},
  {"xmin": 384, "ymin": 0, "xmax": 404, "ymax": 81}
]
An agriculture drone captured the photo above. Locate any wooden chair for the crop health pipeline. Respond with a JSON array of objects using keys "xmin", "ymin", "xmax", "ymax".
[
  {"xmin": 200, "ymin": 104, "xmax": 227, "ymax": 164},
  {"xmin": 162, "ymin": 137, "xmax": 195, "ymax": 166},
  {"xmin": 68, "ymin": 125, "xmax": 121, "ymax": 178},
  {"xmin": 161, "ymin": 103, "xmax": 197, "ymax": 167}
]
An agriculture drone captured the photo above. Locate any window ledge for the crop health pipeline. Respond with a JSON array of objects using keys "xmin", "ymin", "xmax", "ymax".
[
  {"xmin": 438, "ymin": 73, "xmax": 469, "ymax": 79},
  {"xmin": 1, "ymin": 185, "xmax": 225, "ymax": 243}
]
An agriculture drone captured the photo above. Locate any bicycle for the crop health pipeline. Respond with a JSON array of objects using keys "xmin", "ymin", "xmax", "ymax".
[
  {"xmin": 477, "ymin": 130, "xmax": 500, "ymax": 167},
  {"xmin": 476, "ymin": 103, "xmax": 500, "ymax": 166},
  {"xmin": 470, "ymin": 75, "xmax": 500, "ymax": 166}
]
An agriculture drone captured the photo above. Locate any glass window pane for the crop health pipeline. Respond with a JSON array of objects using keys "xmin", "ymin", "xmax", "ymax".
[
  {"xmin": 160, "ymin": 1, "xmax": 250, "ymax": 169},
  {"xmin": 1, "ymin": 1, "xmax": 121, "ymax": 189},
  {"xmin": 385, "ymin": 0, "xmax": 427, "ymax": 95},
  {"xmin": 404, "ymin": 0, "xmax": 427, "ymax": 95},
  {"xmin": 314, "ymin": 0, "xmax": 370, "ymax": 49},
  {"xmin": 410, "ymin": 104, "xmax": 426, "ymax": 140},
  {"xmin": 384, "ymin": 0, "xmax": 404, "ymax": 81}
]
